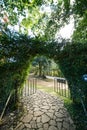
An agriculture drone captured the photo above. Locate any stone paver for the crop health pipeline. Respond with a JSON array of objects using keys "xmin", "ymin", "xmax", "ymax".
[{"xmin": 14, "ymin": 90, "xmax": 75, "ymax": 130}]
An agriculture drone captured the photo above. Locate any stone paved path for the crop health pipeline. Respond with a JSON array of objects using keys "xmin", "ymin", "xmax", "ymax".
[{"xmin": 14, "ymin": 90, "xmax": 75, "ymax": 130}]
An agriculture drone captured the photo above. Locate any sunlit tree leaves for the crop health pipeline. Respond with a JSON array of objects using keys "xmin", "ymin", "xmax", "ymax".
[{"xmin": 72, "ymin": 12, "xmax": 87, "ymax": 43}]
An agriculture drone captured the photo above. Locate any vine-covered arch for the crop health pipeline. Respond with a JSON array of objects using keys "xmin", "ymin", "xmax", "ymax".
[{"xmin": 1, "ymin": 30, "xmax": 87, "ymax": 111}]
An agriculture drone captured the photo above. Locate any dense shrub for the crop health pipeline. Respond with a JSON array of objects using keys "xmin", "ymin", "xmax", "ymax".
[
  {"xmin": 0, "ymin": 32, "xmax": 33, "ymax": 112},
  {"xmin": 0, "ymin": 61, "xmax": 30, "ymax": 112},
  {"xmin": 57, "ymin": 42, "xmax": 87, "ymax": 103}
]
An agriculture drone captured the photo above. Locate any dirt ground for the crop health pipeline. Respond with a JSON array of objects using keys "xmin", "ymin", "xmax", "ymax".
[
  {"xmin": 28, "ymin": 73, "xmax": 68, "ymax": 90},
  {"xmin": 29, "ymin": 74, "xmax": 54, "ymax": 88}
]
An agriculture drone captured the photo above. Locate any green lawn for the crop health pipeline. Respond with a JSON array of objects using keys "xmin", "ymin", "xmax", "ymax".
[{"xmin": 37, "ymin": 85, "xmax": 58, "ymax": 96}]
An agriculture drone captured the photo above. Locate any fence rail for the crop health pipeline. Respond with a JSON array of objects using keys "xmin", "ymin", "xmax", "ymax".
[
  {"xmin": 0, "ymin": 90, "xmax": 14, "ymax": 121},
  {"xmin": 54, "ymin": 78, "xmax": 70, "ymax": 98},
  {"xmin": 20, "ymin": 78, "xmax": 37, "ymax": 97}
]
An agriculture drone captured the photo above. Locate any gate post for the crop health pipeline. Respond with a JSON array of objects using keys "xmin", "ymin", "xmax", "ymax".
[
  {"xmin": 54, "ymin": 78, "xmax": 56, "ymax": 92},
  {"xmin": 14, "ymin": 79, "xmax": 20, "ymax": 107}
]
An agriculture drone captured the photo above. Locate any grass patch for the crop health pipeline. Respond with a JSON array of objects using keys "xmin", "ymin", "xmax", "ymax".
[
  {"xmin": 37, "ymin": 85, "xmax": 58, "ymax": 96},
  {"xmin": 54, "ymin": 88, "xmax": 70, "ymax": 98}
]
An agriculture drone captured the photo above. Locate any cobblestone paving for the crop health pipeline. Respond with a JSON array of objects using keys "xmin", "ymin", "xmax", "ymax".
[{"xmin": 14, "ymin": 90, "xmax": 75, "ymax": 130}]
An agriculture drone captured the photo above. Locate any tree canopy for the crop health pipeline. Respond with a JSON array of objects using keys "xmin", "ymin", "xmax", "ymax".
[{"xmin": 1, "ymin": 0, "xmax": 87, "ymax": 40}]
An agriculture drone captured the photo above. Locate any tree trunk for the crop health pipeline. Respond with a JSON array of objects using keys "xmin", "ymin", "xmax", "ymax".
[{"xmin": 39, "ymin": 62, "xmax": 42, "ymax": 76}]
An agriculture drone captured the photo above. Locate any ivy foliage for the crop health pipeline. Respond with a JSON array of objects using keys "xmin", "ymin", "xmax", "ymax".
[
  {"xmin": 73, "ymin": 0, "xmax": 87, "ymax": 17},
  {"xmin": 72, "ymin": 12, "xmax": 87, "ymax": 43},
  {"xmin": 57, "ymin": 42, "xmax": 87, "ymax": 103}
]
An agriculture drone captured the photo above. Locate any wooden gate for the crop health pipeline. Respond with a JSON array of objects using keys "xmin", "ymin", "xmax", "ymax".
[{"xmin": 20, "ymin": 78, "xmax": 37, "ymax": 97}]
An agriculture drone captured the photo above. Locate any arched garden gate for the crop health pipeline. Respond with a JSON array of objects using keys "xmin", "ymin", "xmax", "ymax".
[
  {"xmin": 16, "ymin": 38, "xmax": 87, "ymax": 117},
  {"xmin": 17, "ymin": 39, "xmax": 70, "ymax": 99},
  {"xmin": 0, "ymin": 33, "xmax": 87, "ymax": 119}
]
